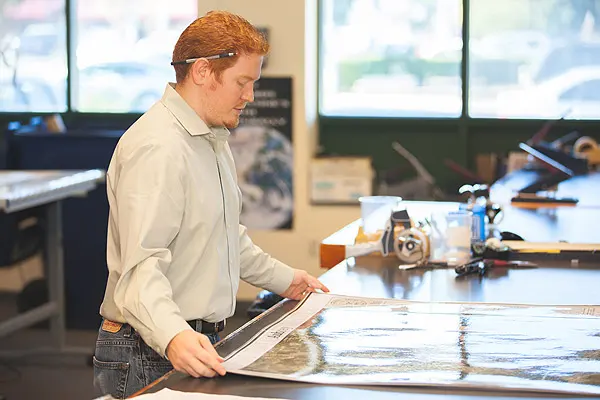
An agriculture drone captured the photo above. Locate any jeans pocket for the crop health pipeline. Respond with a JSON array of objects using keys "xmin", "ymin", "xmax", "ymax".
[{"xmin": 93, "ymin": 356, "xmax": 130, "ymax": 400}]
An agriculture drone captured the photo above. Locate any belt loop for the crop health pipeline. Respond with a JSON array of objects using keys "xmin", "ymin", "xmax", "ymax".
[
  {"xmin": 195, "ymin": 320, "xmax": 202, "ymax": 332},
  {"xmin": 123, "ymin": 324, "xmax": 132, "ymax": 338}
]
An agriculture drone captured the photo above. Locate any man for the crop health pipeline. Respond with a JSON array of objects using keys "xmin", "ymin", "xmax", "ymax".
[{"xmin": 93, "ymin": 10, "xmax": 329, "ymax": 399}]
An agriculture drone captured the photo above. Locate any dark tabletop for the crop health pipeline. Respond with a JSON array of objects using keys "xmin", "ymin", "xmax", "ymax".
[
  {"xmin": 135, "ymin": 255, "xmax": 600, "ymax": 399},
  {"xmin": 134, "ymin": 176, "xmax": 600, "ymax": 399}
]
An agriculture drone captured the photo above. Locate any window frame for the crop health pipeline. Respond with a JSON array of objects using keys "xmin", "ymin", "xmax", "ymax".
[
  {"xmin": 317, "ymin": 0, "xmax": 469, "ymax": 122},
  {"xmin": 3, "ymin": 0, "xmax": 600, "ymax": 132},
  {"xmin": 0, "ymin": 0, "xmax": 178, "ymax": 129},
  {"xmin": 317, "ymin": 0, "xmax": 600, "ymax": 127}
]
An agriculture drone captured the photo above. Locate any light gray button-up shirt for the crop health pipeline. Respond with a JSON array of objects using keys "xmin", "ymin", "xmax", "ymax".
[{"xmin": 99, "ymin": 83, "xmax": 294, "ymax": 357}]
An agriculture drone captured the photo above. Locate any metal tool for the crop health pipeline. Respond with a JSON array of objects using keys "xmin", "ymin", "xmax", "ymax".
[
  {"xmin": 455, "ymin": 258, "xmax": 538, "ymax": 277},
  {"xmin": 455, "ymin": 258, "xmax": 490, "ymax": 277}
]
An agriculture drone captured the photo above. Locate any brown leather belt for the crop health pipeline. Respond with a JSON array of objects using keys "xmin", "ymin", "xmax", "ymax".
[{"xmin": 187, "ymin": 319, "xmax": 226, "ymax": 334}]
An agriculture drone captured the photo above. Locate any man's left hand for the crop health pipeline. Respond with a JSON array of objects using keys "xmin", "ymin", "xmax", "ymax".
[{"xmin": 280, "ymin": 269, "xmax": 330, "ymax": 300}]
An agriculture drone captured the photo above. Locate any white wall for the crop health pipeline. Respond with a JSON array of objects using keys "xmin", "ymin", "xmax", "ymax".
[{"xmin": 197, "ymin": 0, "xmax": 360, "ymax": 300}]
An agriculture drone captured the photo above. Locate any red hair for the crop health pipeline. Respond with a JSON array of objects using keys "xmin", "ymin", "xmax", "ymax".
[{"xmin": 172, "ymin": 10, "xmax": 270, "ymax": 83}]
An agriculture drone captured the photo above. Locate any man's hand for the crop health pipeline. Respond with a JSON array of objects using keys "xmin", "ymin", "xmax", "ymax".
[
  {"xmin": 280, "ymin": 269, "xmax": 330, "ymax": 300},
  {"xmin": 166, "ymin": 330, "xmax": 226, "ymax": 378}
]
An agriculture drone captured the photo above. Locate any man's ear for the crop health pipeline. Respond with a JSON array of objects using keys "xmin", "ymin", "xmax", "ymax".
[{"xmin": 190, "ymin": 59, "xmax": 211, "ymax": 85}]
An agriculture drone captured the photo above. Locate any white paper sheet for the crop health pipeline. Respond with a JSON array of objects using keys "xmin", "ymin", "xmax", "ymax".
[
  {"xmin": 221, "ymin": 293, "xmax": 600, "ymax": 395},
  {"xmin": 133, "ymin": 388, "xmax": 289, "ymax": 400},
  {"xmin": 222, "ymin": 291, "xmax": 331, "ymax": 371}
]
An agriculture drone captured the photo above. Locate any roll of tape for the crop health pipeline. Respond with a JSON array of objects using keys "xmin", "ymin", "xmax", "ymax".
[
  {"xmin": 574, "ymin": 136, "xmax": 599, "ymax": 156},
  {"xmin": 394, "ymin": 227, "xmax": 429, "ymax": 264}
]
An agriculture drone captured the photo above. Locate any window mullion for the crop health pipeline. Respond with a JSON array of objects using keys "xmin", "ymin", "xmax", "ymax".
[
  {"xmin": 461, "ymin": 0, "xmax": 470, "ymax": 119},
  {"xmin": 65, "ymin": 0, "xmax": 73, "ymax": 112}
]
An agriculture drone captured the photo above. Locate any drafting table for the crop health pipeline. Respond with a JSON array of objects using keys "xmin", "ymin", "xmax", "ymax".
[
  {"xmin": 135, "ymin": 199, "xmax": 600, "ymax": 399},
  {"xmin": 135, "ymin": 257, "xmax": 600, "ymax": 399},
  {"xmin": 0, "ymin": 169, "xmax": 104, "ymax": 357}
]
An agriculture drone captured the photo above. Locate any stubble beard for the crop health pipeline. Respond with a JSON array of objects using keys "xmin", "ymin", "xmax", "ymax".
[{"xmin": 224, "ymin": 115, "xmax": 241, "ymax": 129}]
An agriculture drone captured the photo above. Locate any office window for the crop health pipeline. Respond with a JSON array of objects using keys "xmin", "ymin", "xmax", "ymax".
[
  {"xmin": 469, "ymin": 0, "xmax": 600, "ymax": 120},
  {"xmin": 319, "ymin": 0, "xmax": 463, "ymax": 118},
  {"xmin": 72, "ymin": 0, "xmax": 196, "ymax": 113},
  {"xmin": 0, "ymin": 0, "xmax": 67, "ymax": 112}
]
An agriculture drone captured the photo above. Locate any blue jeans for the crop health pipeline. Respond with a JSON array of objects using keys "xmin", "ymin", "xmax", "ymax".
[{"xmin": 93, "ymin": 320, "xmax": 220, "ymax": 399}]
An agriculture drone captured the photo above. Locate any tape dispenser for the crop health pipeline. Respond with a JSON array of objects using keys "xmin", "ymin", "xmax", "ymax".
[
  {"xmin": 381, "ymin": 209, "xmax": 430, "ymax": 265},
  {"xmin": 573, "ymin": 136, "xmax": 600, "ymax": 168}
]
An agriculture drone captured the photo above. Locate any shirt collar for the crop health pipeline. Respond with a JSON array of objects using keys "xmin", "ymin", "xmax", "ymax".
[{"xmin": 160, "ymin": 83, "xmax": 230, "ymax": 142}]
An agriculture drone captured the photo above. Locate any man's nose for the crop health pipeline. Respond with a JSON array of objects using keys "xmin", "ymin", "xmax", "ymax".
[{"xmin": 242, "ymin": 86, "xmax": 254, "ymax": 103}]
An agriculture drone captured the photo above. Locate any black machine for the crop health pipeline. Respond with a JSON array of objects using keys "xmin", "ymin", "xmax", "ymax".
[
  {"xmin": 495, "ymin": 130, "xmax": 592, "ymax": 205},
  {"xmin": 514, "ymin": 142, "xmax": 587, "ymax": 202}
]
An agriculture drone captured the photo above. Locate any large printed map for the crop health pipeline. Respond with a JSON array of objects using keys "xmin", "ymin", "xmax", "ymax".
[{"xmin": 221, "ymin": 293, "xmax": 600, "ymax": 395}]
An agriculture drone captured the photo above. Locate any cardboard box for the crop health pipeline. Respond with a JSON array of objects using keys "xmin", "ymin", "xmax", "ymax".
[{"xmin": 310, "ymin": 157, "xmax": 373, "ymax": 204}]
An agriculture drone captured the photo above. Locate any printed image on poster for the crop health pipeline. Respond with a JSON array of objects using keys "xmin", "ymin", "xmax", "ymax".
[
  {"xmin": 230, "ymin": 77, "xmax": 293, "ymax": 230},
  {"xmin": 220, "ymin": 293, "xmax": 600, "ymax": 396}
]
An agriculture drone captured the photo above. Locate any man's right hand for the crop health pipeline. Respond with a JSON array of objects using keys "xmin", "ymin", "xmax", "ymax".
[{"xmin": 166, "ymin": 330, "xmax": 227, "ymax": 378}]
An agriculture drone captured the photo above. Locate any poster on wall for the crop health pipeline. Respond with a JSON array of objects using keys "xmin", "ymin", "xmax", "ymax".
[{"xmin": 229, "ymin": 77, "xmax": 293, "ymax": 230}]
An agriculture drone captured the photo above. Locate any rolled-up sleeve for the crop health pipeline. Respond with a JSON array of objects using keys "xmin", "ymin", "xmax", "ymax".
[
  {"xmin": 112, "ymin": 143, "xmax": 192, "ymax": 357},
  {"xmin": 238, "ymin": 224, "xmax": 294, "ymax": 294}
]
